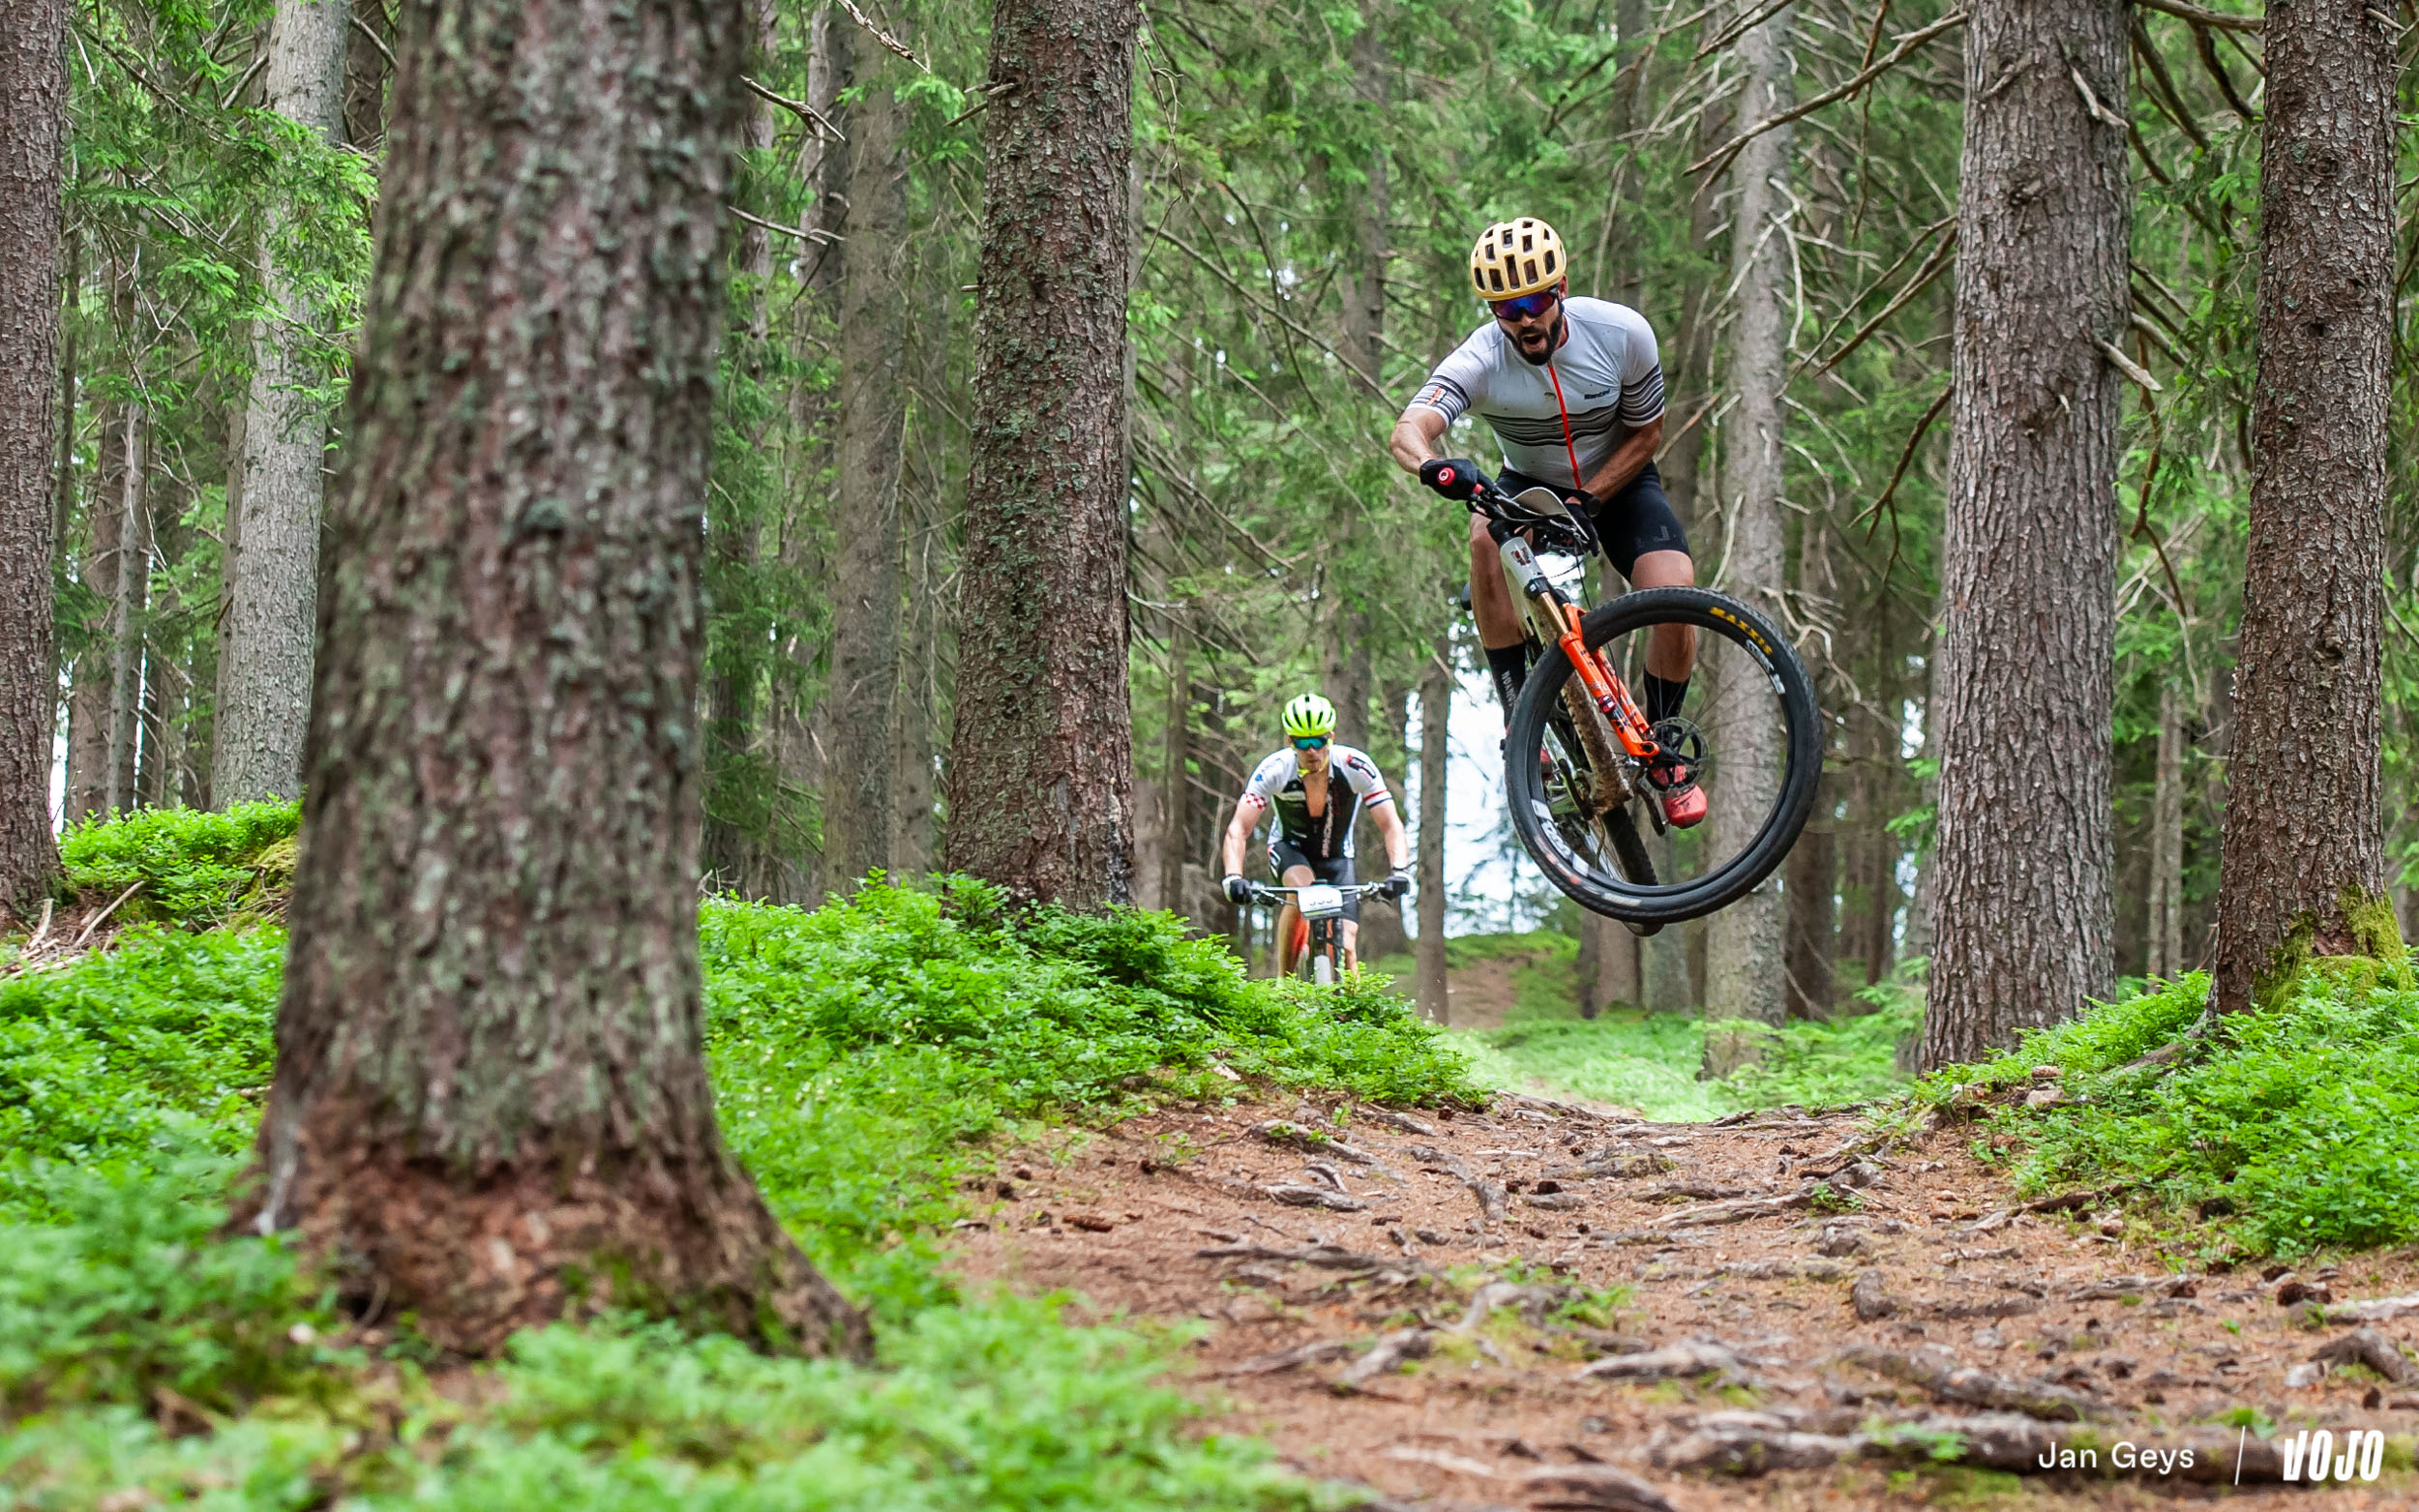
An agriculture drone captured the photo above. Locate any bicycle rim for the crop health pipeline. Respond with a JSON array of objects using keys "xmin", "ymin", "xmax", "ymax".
[{"xmin": 1507, "ymin": 585, "xmax": 1821, "ymax": 924}]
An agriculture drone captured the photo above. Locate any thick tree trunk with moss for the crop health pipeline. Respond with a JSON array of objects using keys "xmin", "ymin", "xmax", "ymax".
[
  {"xmin": 240, "ymin": 0, "xmax": 867, "ymax": 1361},
  {"xmin": 0, "ymin": 0, "xmax": 67, "ymax": 909},
  {"xmin": 1921, "ymin": 0, "xmax": 2127, "ymax": 1068},
  {"xmin": 2211, "ymin": 0, "xmax": 2401, "ymax": 1015},
  {"xmin": 216, "ymin": 0, "xmax": 348, "ymax": 808},
  {"xmin": 941, "ymin": 0, "xmax": 1141, "ymax": 905}
]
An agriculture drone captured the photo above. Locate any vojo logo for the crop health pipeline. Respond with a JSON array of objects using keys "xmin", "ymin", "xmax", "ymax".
[{"xmin": 2278, "ymin": 1427, "xmax": 2387, "ymax": 1483}]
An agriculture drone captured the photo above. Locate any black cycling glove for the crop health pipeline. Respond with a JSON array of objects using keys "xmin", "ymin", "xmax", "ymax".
[
  {"xmin": 1380, "ymin": 868, "xmax": 1412, "ymax": 901},
  {"xmin": 1419, "ymin": 458, "xmax": 1489, "ymax": 502},
  {"xmin": 1222, "ymin": 874, "xmax": 1253, "ymax": 904}
]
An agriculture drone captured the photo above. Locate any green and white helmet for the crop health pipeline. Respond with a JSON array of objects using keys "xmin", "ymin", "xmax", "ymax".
[{"xmin": 1281, "ymin": 693, "xmax": 1337, "ymax": 739}]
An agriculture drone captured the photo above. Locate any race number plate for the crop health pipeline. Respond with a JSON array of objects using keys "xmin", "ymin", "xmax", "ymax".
[{"xmin": 1295, "ymin": 884, "xmax": 1346, "ymax": 920}]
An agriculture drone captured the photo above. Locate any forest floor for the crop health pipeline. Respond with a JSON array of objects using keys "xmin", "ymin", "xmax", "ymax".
[{"xmin": 950, "ymin": 1087, "xmax": 2419, "ymax": 1509}]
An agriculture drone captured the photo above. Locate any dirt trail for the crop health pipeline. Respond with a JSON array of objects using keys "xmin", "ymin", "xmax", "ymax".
[{"xmin": 948, "ymin": 1089, "xmax": 2419, "ymax": 1509}]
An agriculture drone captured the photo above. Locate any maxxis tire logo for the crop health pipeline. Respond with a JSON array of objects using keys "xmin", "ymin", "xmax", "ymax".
[{"xmin": 1705, "ymin": 605, "xmax": 1775, "ymax": 658}]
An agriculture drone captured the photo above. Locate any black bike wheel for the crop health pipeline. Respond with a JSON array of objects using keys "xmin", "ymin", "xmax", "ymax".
[{"xmin": 1506, "ymin": 585, "xmax": 1822, "ymax": 925}]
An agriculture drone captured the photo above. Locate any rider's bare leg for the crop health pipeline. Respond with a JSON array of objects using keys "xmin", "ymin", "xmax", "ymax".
[
  {"xmin": 1275, "ymin": 863, "xmax": 1316, "ymax": 972},
  {"xmin": 1631, "ymin": 549, "xmax": 1697, "ymax": 681},
  {"xmin": 1468, "ymin": 514, "xmax": 1524, "ymax": 649},
  {"xmin": 1339, "ymin": 919, "xmax": 1360, "ymax": 971}
]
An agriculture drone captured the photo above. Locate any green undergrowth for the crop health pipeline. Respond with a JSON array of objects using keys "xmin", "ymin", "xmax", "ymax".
[
  {"xmin": 1926, "ymin": 961, "xmax": 2419, "ymax": 1258},
  {"xmin": 1461, "ymin": 1002, "xmax": 1915, "ymax": 1119},
  {"xmin": 0, "ymin": 1168, "xmax": 1320, "ymax": 1511},
  {"xmin": 51, "ymin": 801, "xmax": 302, "ymax": 927},
  {"xmin": 1, "ymin": 806, "xmax": 1474, "ymax": 1509}
]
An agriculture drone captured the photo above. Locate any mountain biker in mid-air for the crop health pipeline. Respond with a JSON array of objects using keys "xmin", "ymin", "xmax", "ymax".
[
  {"xmin": 1386, "ymin": 216, "xmax": 1706, "ymax": 828},
  {"xmin": 1219, "ymin": 693, "xmax": 1411, "ymax": 972}
]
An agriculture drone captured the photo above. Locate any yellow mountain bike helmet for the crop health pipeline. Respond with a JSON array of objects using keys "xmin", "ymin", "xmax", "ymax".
[
  {"xmin": 1469, "ymin": 218, "xmax": 1567, "ymax": 301},
  {"xmin": 1281, "ymin": 693, "xmax": 1337, "ymax": 739}
]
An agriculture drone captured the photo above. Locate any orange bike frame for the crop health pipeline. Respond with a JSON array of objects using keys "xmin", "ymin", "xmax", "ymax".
[
  {"xmin": 1500, "ymin": 533, "xmax": 1660, "ymax": 761},
  {"xmin": 1549, "ymin": 599, "xmax": 1661, "ymax": 760}
]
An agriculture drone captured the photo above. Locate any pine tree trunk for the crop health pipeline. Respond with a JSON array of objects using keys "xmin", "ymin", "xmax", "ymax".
[
  {"xmin": 66, "ymin": 398, "xmax": 122, "ymax": 825},
  {"xmin": 822, "ymin": 44, "xmax": 908, "ymax": 892},
  {"xmin": 1784, "ymin": 819, "xmax": 1836, "ymax": 1018},
  {"xmin": 1700, "ymin": 0, "xmax": 1793, "ymax": 1050},
  {"xmin": 2212, "ymin": 0, "xmax": 2400, "ymax": 1014},
  {"xmin": 2149, "ymin": 682, "xmax": 2184, "ymax": 978},
  {"xmin": 1416, "ymin": 640, "xmax": 1449, "ymax": 1021},
  {"xmin": 1357, "ymin": 678, "xmax": 1412, "ymax": 958},
  {"xmin": 105, "ymin": 402, "xmax": 150, "ymax": 816},
  {"xmin": 216, "ymin": 0, "xmax": 347, "ymax": 808},
  {"xmin": 343, "ymin": 0, "xmax": 392, "ymax": 149},
  {"xmin": 769, "ymin": 3, "xmax": 844, "ymax": 908},
  {"xmin": 1160, "ymin": 609, "xmax": 1194, "ymax": 913},
  {"xmin": 889, "ymin": 479, "xmax": 939, "ymax": 875},
  {"xmin": 0, "ymin": 0, "xmax": 67, "ymax": 907},
  {"xmin": 701, "ymin": 0, "xmax": 779, "ymax": 894},
  {"xmin": 239, "ymin": 0, "xmax": 866, "ymax": 1360},
  {"xmin": 941, "ymin": 0, "xmax": 1140, "ymax": 906},
  {"xmin": 1923, "ymin": 0, "xmax": 2127, "ymax": 1068}
]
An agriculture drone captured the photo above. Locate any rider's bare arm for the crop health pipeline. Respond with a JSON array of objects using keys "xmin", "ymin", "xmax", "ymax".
[
  {"xmin": 1219, "ymin": 798, "xmax": 1261, "ymax": 877},
  {"xmin": 1580, "ymin": 414, "xmax": 1663, "ymax": 500},
  {"xmin": 1389, "ymin": 406, "xmax": 1450, "ymax": 473},
  {"xmin": 1369, "ymin": 798, "xmax": 1409, "ymax": 872}
]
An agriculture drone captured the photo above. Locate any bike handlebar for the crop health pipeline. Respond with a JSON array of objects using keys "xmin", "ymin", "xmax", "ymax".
[
  {"xmin": 1244, "ymin": 882, "xmax": 1389, "ymax": 904},
  {"xmin": 1455, "ymin": 471, "xmax": 1599, "ymax": 558}
]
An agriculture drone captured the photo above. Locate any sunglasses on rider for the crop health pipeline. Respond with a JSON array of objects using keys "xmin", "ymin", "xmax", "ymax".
[
  {"xmin": 1488, "ymin": 288, "xmax": 1561, "ymax": 321},
  {"xmin": 1291, "ymin": 735, "xmax": 1329, "ymax": 751}
]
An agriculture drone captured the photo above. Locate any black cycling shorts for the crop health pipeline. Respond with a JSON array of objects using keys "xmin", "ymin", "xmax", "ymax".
[
  {"xmin": 1498, "ymin": 461, "xmax": 1689, "ymax": 580},
  {"xmin": 1266, "ymin": 840, "xmax": 1359, "ymax": 923}
]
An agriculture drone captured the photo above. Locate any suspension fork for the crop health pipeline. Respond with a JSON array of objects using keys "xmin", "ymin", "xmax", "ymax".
[{"xmin": 1498, "ymin": 535, "xmax": 1661, "ymax": 760}]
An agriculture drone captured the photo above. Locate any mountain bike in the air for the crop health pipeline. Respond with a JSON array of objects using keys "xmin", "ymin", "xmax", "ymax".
[
  {"xmin": 1444, "ymin": 465, "xmax": 1823, "ymax": 932},
  {"xmin": 1246, "ymin": 880, "xmax": 1389, "ymax": 986}
]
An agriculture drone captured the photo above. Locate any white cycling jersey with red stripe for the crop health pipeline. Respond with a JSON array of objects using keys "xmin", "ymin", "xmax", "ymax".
[
  {"xmin": 1239, "ymin": 746, "xmax": 1392, "ymax": 861},
  {"xmin": 1410, "ymin": 297, "xmax": 1666, "ymax": 489}
]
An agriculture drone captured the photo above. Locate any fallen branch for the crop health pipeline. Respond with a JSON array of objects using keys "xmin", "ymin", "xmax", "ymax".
[
  {"xmin": 1214, "ymin": 1338, "xmax": 1356, "ymax": 1378},
  {"xmin": 2068, "ymin": 1274, "xmax": 2197, "ymax": 1302},
  {"xmin": 72, "ymin": 880, "xmax": 143, "ymax": 952},
  {"xmin": 1839, "ymin": 1345, "xmax": 2116, "ymax": 1422},
  {"xmin": 1407, "ymin": 1143, "xmax": 1508, "ymax": 1225},
  {"xmin": 1650, "ymin": 1188, "xmax": 1814, "ymax": 1229},
  {"xmin": 2313, "ymin": 1327, "xmax": 2419, "ymax": 1385},
  {"xmin": 1545, "ymin": 1150, "xmax": 1674, "ymax": 1180},
  {"xmin": 1520, "ymin": 1462, "xmax": 1682, "ymax": 1511},
  {"xmin": 1265, "ymin": 1184, "xmax": 1366, "ymax": 1212},
  {"xmin": 1250, "ymin": 1120, "xmax": 1399, "ymax": 1173},
  {"xmin": 1334, "ymin": 1327, "xmax": 1432, "ymax": 1392},
  {"xmin": 1575, "ymin": 1338, "xmax": 1771, "ymax": 1382},
  {"xmin": 2327, "ymin": 1290, "xmax": 2419, "ymax": 1324},
  {"xmin": 1195, "ymin": 1242, "xmax": 1387, "ymax": 1269}
]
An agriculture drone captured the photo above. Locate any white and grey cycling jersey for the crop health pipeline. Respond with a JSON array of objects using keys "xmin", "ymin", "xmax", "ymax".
[
  {"xmin": 1408, "ymin": 297, "xmax": 1667, "ymax": 489},
  {"xmin": 1239, "ymin": 745, "xmax": 1392, "ymax": 861}
]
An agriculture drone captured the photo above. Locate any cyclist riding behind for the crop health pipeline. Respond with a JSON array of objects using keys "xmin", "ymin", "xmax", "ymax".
[
  {"xmin": 1219, "ymin": 693, "xmax": 1411, "ymax": 972},
  {"xmin": 1386, "ymin": 216, "xmax": 1706, "ymax": 828}
]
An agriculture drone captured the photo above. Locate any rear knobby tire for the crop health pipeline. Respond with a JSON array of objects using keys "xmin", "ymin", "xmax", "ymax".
[{"xmin": 1506, "ymin": 585, "xmax": 1821, "ymax": 925}]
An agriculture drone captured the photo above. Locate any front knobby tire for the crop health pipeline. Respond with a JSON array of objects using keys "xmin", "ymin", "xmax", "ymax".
[{"xmin": 1507, "ymin": 585, "xmax": 1821, "ymax": 925}]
